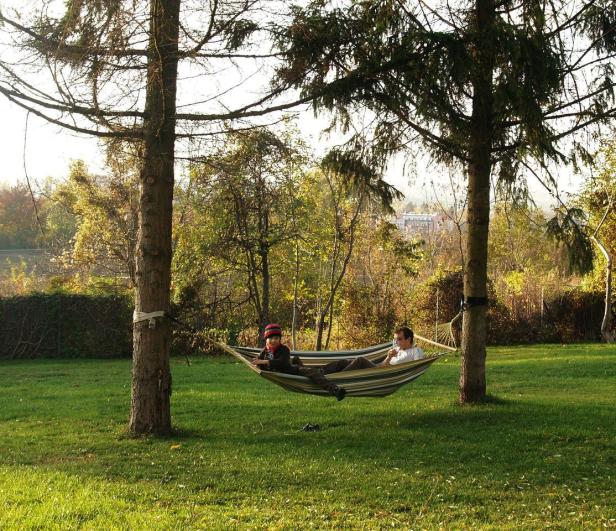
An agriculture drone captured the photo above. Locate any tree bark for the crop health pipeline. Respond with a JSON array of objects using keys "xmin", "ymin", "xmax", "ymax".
[
  {"xmin": 259, "ymin": 246, "xmax": 271, "ymax": 347},
  {"xmin": 315, "ymin": 313, "xmax": 327, "ymax": 351},
  {"xmin": 129, "ymin": 0, "xmax": 180, "ymax": 436},
  {"xmin": 324, "ymin": 297, "xmax": 335, "ymax": 350},
  {"xmin": 591, "ymin": 234, "xmax": 614, "ymax": 343},
  {"xmin": 315, "ymin": 225, "xmax": 357, "ymax": 350},
  {"xmin": 460, "ymin": 0, "xmax": 494, "ymax": 404},
  {"xmin": 291, "ymin": 238, "xmax": 300, "ymax": 350}
]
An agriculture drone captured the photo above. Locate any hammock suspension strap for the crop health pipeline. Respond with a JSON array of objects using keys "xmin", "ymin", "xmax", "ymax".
[
  {"xmin": 461, "ymin": 296, "xmax": 488, "ymax": 310},
  {"xmin": 133, "ymin": 310, "xmax": 166, "ymax": 328}
]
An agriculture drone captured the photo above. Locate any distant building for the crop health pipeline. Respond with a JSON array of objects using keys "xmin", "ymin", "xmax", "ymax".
[{"xmin": 394, "ymin": 213, "xmax": 452, "ymax": 236}]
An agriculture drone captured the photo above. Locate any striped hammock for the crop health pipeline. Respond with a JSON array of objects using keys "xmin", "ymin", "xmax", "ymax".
[{"xmin": 213, "ymin": 333, "xmax": 457, "ymax": 398}]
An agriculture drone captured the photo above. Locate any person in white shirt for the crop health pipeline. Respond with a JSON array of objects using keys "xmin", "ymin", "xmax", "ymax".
[
  {"xmin": 321, "ymin": 326, "xmax": 424, "ymax": 373},
  {"xmin": 382, "ymin": 326, "xmax": 424, "ymax": 366}
]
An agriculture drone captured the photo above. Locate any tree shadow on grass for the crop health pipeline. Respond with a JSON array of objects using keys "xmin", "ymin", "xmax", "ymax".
[
  {"xmin": 2, "ymin": 356, "xmax": 616, "ymax": 505},
  {"xmin": 2, "ymin": 391, "xmax": 615, "ymax": 512},
  {"xmin": 116, "ymin": 426, "xmax": 204, "ymax": 441},
  {"xmin": 217, "ymin": 397, "xmax": 616, "ymax": 476},
  {"xmin": 465, "ymin": 393, "xmax": 512, "ymax": 405}
]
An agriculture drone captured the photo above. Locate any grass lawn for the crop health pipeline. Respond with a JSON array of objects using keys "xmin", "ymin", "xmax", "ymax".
[{"xmin": 1, "ymin": 344, "xmax": 615, "ymax": 529}]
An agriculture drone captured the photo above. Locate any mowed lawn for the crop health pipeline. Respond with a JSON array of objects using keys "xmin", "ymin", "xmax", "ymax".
[{"xmin": 1, "ymin": 345, "xmax": 615, "ymax": 529}]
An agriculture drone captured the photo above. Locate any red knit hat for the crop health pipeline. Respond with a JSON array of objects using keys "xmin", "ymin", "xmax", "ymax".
[{"xmin": 264, "ymin": 323, "xmax": 283, "ymax": 339}]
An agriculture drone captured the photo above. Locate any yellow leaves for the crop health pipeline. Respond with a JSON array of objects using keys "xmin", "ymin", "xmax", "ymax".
[
  {"xmin": 170, "ymin": 443, "xmax": 182, "ymax": 450},
  {"xmin": 504, "ymin": 270, "xmax": 526, "ymax": 296}
]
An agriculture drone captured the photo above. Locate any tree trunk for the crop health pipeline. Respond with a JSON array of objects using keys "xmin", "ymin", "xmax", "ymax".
[
  {"xmin": 315, "ymin": 231, "xmax": 356, "ymax": 350},
  {"xmin": 315, "ymin": 313, "xmax": 327, "ymax": 351},
  {"xmin": 324, "ymin": 298, "xmax": 335, "ymax": 350},
  {"xmin": 291, "ymin": 238, "xmax": 300, "ymax": 350},
  {"xmin": 259, "ymin": 248, "xmax": 270, "ymax": 347},
  {"xmin": 460, "ymin": 0, "xmax": 494, "ymax": 404},
  {"xmin": 129, "ymin": 0, "xmax": 180, "ymax": 436},
  {"xmin": 592, "ymin": 234, "xmax": 614, "ymax": 343},
  {"xmin": 314, "ymin": 256, "xmax": 323, "ymax": 349},
  {"xmin": 602, "ymin": 258, "xmax": 614, "ymax": 343},
  {"xmin": 315, "ymin": 195, "xmax": 362, "ymax": 350}
]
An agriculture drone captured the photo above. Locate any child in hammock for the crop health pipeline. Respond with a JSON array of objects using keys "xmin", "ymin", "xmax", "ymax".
[{"xmin": 252, "ymin": 323, "xmax": 346, "ymax": 401}]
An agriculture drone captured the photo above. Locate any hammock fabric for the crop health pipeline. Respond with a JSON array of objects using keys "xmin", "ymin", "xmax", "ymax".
[
  {"xmin": 233, "ymin": 342, "xmax": 392, "ymax": 367},
  {"xmin": 256, "ymin": 355, "xmax": 440, "ymax": 397},
  {"xmin": 211, "ymin": 334, "xmax": 456, "ymax": 398}
]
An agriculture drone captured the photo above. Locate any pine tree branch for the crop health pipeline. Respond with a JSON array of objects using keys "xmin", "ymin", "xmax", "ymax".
[
  {"xmin": 175, "ymin": 91, "xmax": 313, "ymax": 121},
  {"xmin": 0, "ymin": 85, "xmax": 144, "ymax": 118},
  {"xmin": 498, "ymin": 81, "xmax": 616, "ymax": 128},
  {"xmin": 1, "ymin": 91, "xmax": 142, "ymax": 138},
  {"xmin": 1, "ymin": 11, "xmax": 280, "ymax": 61},
  {"xmin": 547, "ymin": 0, "xmax": 599, "ymax": 37},
  {"xmin": 0, "ymin": 13, "xmax": 149, "ymax": 57}
]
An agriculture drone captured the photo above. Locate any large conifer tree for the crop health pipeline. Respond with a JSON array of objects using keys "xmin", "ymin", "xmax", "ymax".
[
  {"xmin": 274, "ymin": 0, "xmax": 616, "ymax": 402},
  {"xmin": 0, "ymin": 0, "xmax": 305, "ymax": 434}
]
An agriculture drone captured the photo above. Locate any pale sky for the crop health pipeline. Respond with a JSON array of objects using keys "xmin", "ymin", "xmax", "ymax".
[
  {"xmin": 0, "ymin": 0, "xmax": 587, "ymax": 209},
  {"xmin": 1, "ymin": 93, "xmax": 587, "ymax": 207},
  {"xmin": 0, "ymin": 95, "xmax": 585, "ymax": 209}
]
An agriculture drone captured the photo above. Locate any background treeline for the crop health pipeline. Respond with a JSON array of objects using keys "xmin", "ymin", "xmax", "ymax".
[{"xmin": 0, "ymin": 130, "xmax": 613, "ymax": 358}]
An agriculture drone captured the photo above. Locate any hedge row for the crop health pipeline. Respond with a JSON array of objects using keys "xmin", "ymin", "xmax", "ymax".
[
  {"xmin": 1, "ymin": 285, "xmax": 610, "ymax": 360},
  {"xmin": 0, "ymin": 293, "xmax": 132, "ymax": 359}
]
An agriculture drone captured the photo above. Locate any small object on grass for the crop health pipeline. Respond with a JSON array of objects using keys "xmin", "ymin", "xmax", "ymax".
[{"xmin": 300, "ymin": 423, "xmax": 321, "ymax": 432}]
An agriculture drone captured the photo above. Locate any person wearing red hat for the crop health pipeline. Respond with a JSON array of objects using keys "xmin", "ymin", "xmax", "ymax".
[{"xmin": 252, "ymin": 323, "xmax": 346, "ymax": 400}]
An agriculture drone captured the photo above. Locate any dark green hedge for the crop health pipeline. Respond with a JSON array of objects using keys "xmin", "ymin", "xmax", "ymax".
[
  {"xmin": 1, "ymin": 286, "xmax": 609, "ymax": 361},
  {"xmin": 0, "ymin": 293, "xmax": 132, "ymax": 359}
]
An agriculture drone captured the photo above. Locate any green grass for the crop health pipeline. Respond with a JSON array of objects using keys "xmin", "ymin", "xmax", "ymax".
[{"xmin": 1, "ymin": 344, "xmax": 615, "ymax": 529}]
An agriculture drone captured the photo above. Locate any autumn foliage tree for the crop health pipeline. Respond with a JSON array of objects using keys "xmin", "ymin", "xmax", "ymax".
[{"xmin": 0, "ymin": 184, "xmax": 42, "ymax": 249}]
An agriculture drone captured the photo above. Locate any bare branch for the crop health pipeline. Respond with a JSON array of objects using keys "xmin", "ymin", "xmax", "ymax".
[{"xmin": 2, "ymin": 90, "xmax": 142, "ymax": 138}]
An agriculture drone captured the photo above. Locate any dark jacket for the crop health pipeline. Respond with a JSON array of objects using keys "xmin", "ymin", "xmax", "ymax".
[{"xmin": 258, "ymin": 344, "xmax": 292, "ymax": 372}]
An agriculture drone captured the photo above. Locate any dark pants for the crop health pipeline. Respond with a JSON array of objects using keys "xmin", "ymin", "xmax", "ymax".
[
  {"xmin": 322, "ymin": 356, "xmax": 376, "ymax": 374},
  {"xmin": 285, "ymin": 360, "xmax": 338, "ymax": 394}
]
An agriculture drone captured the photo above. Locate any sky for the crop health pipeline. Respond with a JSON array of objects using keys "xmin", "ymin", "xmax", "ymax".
[
  {"xmin": 1, "ymin": 93, "xmax": 587, "ymax": 210},
  {"xmin": 0, "ymin": 0, "xmax": 589, "ymax": 211}
]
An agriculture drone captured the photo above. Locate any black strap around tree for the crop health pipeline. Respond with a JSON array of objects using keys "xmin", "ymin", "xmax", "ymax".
[{"xmin": 460, "ymin": 296, "xmax": 489, "ymax": 310}]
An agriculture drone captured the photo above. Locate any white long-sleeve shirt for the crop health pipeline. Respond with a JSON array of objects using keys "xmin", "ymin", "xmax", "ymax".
[{"xmin": 389, "ymin": 346, "xmax": 425, "ymax": 365}]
